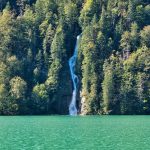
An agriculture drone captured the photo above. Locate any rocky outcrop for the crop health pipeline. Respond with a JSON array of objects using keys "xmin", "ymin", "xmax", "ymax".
[
  {"xmin": 80, "ymin": 91, "xmax": 88, "ymax": 115},
  {"xmin": 50, "ymin": 62, "xmax": 73, "ymax": 115}
]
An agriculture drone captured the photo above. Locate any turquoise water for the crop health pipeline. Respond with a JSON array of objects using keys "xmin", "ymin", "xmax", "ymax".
[{"xmin": 0, "ymin": 116, "xmax": 150, "ymax": 150}]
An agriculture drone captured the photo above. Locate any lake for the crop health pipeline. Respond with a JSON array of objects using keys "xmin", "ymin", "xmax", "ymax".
[{"xmin": 0, "ymin": 116, "xmax": 149, "ymax": 150}]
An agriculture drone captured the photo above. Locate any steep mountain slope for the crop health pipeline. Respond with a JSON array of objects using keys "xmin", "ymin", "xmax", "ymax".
[{"xmin": 0, "ymin": 0, "xmax": 149, "ymax": 115}]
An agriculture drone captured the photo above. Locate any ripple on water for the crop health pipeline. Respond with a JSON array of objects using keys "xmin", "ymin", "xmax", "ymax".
[{"xmin": 0, "ymin": 116, "xmax": 150, "ymax": 150}]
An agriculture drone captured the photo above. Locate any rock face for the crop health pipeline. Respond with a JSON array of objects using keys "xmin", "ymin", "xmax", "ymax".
[
  {"xmin": 80, "ymin": 96, "xmax": 86, "ymax": 115},
  {"xmin": 80, "ymin": 91, "xmax": 88, "ymax": 115},
  {"xmin": 50, "ymin": 63, "xmax": 73, "ymax": 115},
  {"xmin": 52, "ymin": 66, "xmax": 82, "ymax": 115}
]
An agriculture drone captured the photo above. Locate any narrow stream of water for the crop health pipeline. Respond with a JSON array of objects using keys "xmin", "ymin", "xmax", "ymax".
[{"xmin": 68, "ymin": 35, "xmax": 81, "ymax": 116}]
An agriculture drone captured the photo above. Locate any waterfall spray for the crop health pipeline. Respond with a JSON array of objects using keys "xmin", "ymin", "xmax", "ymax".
[{"xmin": 69, "ymin": 35, "xmax": 81, "ymax": 116}]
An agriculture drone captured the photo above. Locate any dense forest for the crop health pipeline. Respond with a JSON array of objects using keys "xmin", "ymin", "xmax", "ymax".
[{"xmin": 0, "ymin": 0, "xmax": 149, "ymax": 115}]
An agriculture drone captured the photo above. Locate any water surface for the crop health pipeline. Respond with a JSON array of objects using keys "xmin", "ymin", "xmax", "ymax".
[{"xmin": 0, "ymin": 116, "xmax": 149, "ymax": 150}]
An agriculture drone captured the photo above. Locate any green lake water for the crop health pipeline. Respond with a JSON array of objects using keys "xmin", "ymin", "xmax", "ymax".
[{"xmin": 0, "ymin": 116, "xmax": 150, "ymax": 150}]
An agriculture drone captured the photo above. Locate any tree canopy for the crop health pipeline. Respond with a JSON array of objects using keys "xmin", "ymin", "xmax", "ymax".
[{"xmin": 0, "ymin": 0, "xmax": 149, "ymax": 115}]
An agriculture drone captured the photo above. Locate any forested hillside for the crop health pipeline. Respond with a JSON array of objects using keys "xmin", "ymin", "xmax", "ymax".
[{"xmin": 0, "ymin": 0, "xmax": 149, "ymax": 115}]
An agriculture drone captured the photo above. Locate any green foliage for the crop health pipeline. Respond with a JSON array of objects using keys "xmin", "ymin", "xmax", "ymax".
[
  {"xmin": 32, "ymin": 84, "xmax": 49, "ymax": 114},
  {"xmin": 103, "ymin": 46, "xmax": 150, "ymax": 115},
  {"xmin": 10, "ymin": 76, "xmax": 27, "ymax": 99},
  {"xmin": 64, "ymin": 1, "xmax": 78, "ymax": 27},
  {"xmin": 0, "ymin": 0, "xmax": 149, "ymax": 115},
  {"xmin": 102, "ymin": 54, "xmax": 123, "ymax": 114},
  {"xmin": 46, "ymin": 26, "xmax": 65, "ymax": 91},
  {"xmin": 140, "ymin": 26, "xmax": 150, "ymax": 47},
  {"xmin": 79, "ymin": 0, "xmax": 101, "ymax": 29},
  {"xmin": 102, "ymin": 61, "xmax": 114, "ymax": 114}
]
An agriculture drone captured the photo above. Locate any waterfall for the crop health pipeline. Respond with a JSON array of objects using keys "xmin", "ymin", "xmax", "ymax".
[{"xmin": 69, "ymin": 35, "xmax": 81, "ymax": 116}]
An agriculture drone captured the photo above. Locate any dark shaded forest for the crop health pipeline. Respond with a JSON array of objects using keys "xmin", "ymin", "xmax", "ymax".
[{"xmin": 0, "ymin": 0, "xmax": 149, "ymax": 115}]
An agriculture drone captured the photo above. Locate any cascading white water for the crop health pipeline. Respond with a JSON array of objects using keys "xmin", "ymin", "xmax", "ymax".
[{"xmin": 69, "ymin": 35, "xmax": 81, "ymax": 116}]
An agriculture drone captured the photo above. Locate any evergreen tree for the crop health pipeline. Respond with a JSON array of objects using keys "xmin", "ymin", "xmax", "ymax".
[{"xmin": 0, "ymin": 0, "xmax": 149, "ymax": 115}]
